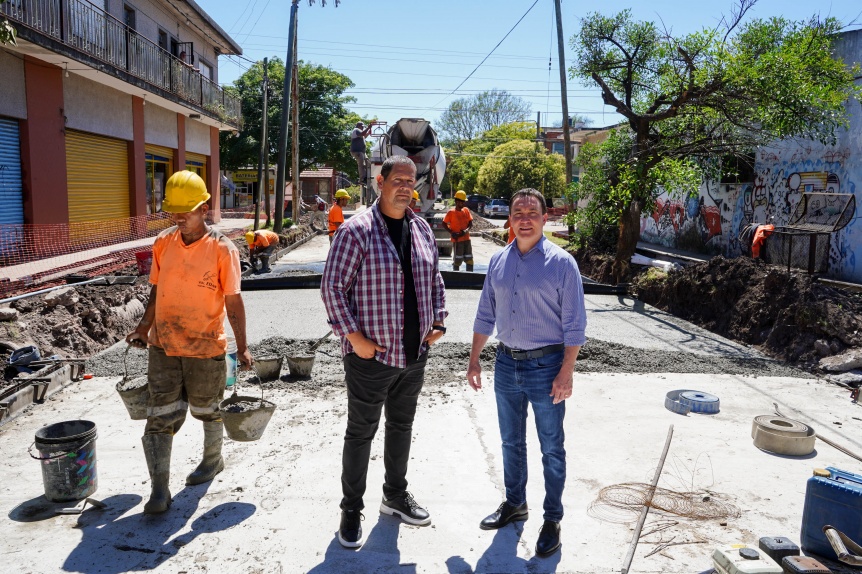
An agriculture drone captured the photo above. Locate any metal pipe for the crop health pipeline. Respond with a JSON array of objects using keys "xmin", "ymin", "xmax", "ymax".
[{"xmin": 0, "ymin": 276, "xmax": 108, "ymax": 306}]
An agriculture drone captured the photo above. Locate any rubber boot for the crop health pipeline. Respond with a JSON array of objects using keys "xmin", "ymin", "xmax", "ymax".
[
  {"xmin": 186, "ymin": 421, "xmax": 225, "ymax": 485},
  {"xmin": 142, "ymin": 434, "xmax": 172, "ymax": 514},
  {"xmin": 466, "ymin": 263, "xmax": 474, "ymax": 272}
]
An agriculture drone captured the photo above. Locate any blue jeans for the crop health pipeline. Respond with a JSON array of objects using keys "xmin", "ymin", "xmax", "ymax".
[{"xmin": 494, "ymin": 347, "xmax": 566, "ymax": 522}]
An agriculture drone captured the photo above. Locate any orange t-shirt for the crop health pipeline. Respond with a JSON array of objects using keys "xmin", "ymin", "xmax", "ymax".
[
  {"xmin": 507, "ymin": 226, "xmax": 515, "ymax": 244},
  {"xmin": 253, "ymin": 229, "xmax": 280, "ymax": 250},
  {"xmin": 443, "ymin": 207, "xmax": 473, "ymax": 243},
  {"xmin": 148, "ymin": 227, "xmax": 242, "ymax": 358},
  {"xmin": 328, "ymin": 204, "xmax": 344, "ymax": 236}
]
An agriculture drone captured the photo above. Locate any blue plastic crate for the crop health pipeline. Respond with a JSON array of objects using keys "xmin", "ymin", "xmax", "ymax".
[{"xmin": 800, "ymin": 467, "xmax": 862, "ymax": 560}]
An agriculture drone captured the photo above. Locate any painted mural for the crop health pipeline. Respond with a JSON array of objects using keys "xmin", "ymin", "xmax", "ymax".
[{"xmin": 640, "ymin": 140, "xmax": 861, "ymax": 282}]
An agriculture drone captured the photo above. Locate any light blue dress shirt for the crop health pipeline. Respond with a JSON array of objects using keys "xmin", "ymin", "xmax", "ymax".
[{"xmin": 473, "ymin": 236, "xmax": 587, "ymax": 349}]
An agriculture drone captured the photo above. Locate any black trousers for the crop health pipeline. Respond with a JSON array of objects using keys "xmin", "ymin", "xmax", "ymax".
[{"xmin": 341, "ymin": 352, "xmax": 427, "ymax": 511}]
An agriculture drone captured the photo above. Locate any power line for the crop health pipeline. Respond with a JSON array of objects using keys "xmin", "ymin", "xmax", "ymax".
[{"xmin": 426, "ymin": 0, "xmax": 542, "ymax": 112}]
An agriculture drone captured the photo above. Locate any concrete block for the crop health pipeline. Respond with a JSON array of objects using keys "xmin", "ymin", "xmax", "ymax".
[
  {"xmin": 0, "ymin": 307, "xmax": 18, "ymax": 321},
  {"xmin": 43, "ymin": 288, "xmax": 79, "ymax": 307},
  {"xmin": 819, "ymin": 348, "xmax": 862, "ymax": 372}
]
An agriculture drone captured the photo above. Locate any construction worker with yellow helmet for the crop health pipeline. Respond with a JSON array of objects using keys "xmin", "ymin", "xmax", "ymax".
[
  {"xmin": 126, "ymin": 170, "xmax": 253, "ymax": 515},
  {"xmin": 443, "ymin": 190, "xmax": 474, "ymax": 271},
  {"xmin": 328, "ymin": 189, "xmax": 351, "ymax": 244},
  {"xmin": 245, "ymin": 228, "xmax": 280, "ymax": 273}
]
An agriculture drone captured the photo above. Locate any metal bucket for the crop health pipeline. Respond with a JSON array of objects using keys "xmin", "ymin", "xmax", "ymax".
[
  {"xmin": 116, "ymin": 345, "xmax": 149, "ymax": 420},
  {"xmin": 29, "ymin": 420, "xmax": 98, "ymax": 502},
  {"xmin": 254, "ymin": 356, "xmax": 283, "ymax": 381},
  {"xmin": 219, "ymin": 387, "xmax": 276, "ymax": 442},
  {"xmin": 286, "ymin": 355, "xmax": 315, "ymax": 377}
]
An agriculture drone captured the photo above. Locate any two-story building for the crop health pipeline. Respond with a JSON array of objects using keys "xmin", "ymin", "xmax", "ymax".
[{"xmin": 0, "ymin": 0, "xmax": 242, "ymax": 235}]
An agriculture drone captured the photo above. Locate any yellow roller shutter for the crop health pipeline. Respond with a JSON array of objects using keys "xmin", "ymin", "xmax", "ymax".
[
  {"xmin": 145, "ymin": 143, "xmax": 174, "ymax": 160},
  {"xmin": 66, "ymin": 130, "xmax": 130, "ymax": 224},
  {"xmin": 185, "ymin": 151, "xmax": 207, "ymax": 164}
]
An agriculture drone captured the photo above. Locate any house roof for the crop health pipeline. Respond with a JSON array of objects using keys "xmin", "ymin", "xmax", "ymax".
[{"xmin": 175, "ymin": 0, "xmax": 243, "ymax": 56}]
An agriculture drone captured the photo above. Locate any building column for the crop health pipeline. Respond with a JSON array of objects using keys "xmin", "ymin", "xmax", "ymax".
[
  {"xmin": 20, "ymin": 58, "xmax": 67, "ymax": 226},
  {"xmin": 175, "ymin": 114, "xmax": 186, "ymax": 175},
  {"xmin": 208, "ymin": 125, "xmax": 220, "ymax": 223},
  {"xmin": 129, "ymin": 96, "xmax": 147, "ymax": 237}
]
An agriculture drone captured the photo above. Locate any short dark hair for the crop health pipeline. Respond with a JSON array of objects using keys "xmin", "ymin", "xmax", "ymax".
[
  {"xmin": 380, "ymin": 156, "xmax": 416, "ymax": 180},
  {"xmin": 511, "ymin": 188, "xmax": 547, "ymax": 214}
]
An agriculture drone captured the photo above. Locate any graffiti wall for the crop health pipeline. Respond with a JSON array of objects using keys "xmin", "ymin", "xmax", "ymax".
[{"xmin": 640, "ymin": 29, "xmax": 862, "ymax": 282}]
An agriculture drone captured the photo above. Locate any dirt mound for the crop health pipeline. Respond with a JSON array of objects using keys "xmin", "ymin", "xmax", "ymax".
[
  {"xmin": 631, "ymin": 256, "xmax": 862, "ymax": 369},
  {"xmin": 571, "ymin": 247, "xmax": 635, "ymax": 285}
]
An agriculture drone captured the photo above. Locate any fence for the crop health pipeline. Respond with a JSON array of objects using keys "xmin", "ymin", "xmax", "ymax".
[{"xmin": 0, "ymin": 214, "xmax": 245, "ymax": 298}]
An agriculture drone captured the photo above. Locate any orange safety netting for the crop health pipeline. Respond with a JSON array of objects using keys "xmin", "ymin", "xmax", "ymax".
[{"xmin": 0, "ymin": 213, "xmax": 246, "ymax": 299}]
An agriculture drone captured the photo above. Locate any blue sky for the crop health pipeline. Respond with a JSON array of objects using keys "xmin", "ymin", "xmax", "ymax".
[{"xmin": 206, "ymin": 0, "xmax": 862, "ymax": 130}]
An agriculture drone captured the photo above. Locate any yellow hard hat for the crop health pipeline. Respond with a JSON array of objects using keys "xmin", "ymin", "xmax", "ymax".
[
  {"xmin": 245, "ymin": 231, "xmax": 255, "ymax": 245},
  {"xmin": 335, "ymin": 189, "xmax": 351, "ymax": 199},
  {"xmin": 412, "ymin": 190, "xmax": 420, "ymax": 200},
  {"xmin": 162, "ymin": 171, "xmax": 210, "ymax": 213},
  {"xmin": 454, "ymin": 190, "xmax": 467, "ymax": 201}
]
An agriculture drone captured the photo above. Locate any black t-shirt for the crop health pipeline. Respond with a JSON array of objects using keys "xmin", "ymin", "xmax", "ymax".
[{"xmin": 381, "ymin": 212, "xmax": 421, "ymax": 363}]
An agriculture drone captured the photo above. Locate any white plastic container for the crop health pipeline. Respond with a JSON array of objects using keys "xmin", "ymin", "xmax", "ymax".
[
  {"xmin": 225, "ymin": 336, "xmax": 237, "ymax": 390},
  {"xmin": 713, "ymin": 546, "xmax": 782, "ymax": 574}
]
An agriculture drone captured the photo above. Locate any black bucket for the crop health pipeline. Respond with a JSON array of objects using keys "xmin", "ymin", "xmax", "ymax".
[{"xmin": 29, "ymin": 420, "xmax": 98, "ymax": 502}]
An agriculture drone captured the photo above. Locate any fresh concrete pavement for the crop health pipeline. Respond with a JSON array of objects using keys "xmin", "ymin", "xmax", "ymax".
[{"xmin": 2, "ymin": 232, "xmax": 862, "ymax": 573}]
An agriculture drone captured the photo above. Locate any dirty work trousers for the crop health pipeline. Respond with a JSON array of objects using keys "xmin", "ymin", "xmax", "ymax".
[
  {"xmin": 144, "ymin": 345, "xmax": 226, "ymax": 436},
  {"xmin": 453, "ymin": 239, "xmax": 473, "ymax": 269},
  {"xmin": 251, "ymin": 244, "xmax": 277, "ymax": 270},
  {"xmin": 340, "ymin": 352, "xmax": 427, "ymax": 511}
]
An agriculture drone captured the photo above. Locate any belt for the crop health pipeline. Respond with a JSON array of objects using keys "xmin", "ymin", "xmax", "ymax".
[{"xmin": 498, "ymin": 343, "xmax": 564, "ymax": 360}]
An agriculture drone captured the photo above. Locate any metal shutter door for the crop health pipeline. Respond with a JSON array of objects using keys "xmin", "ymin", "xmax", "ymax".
[
  {"xmin": 66, "ymin": 130, "xmax": 130, "ymax": 224},
  {"xmin": 0, "ymin": 118, "xmax": 24, "ymax": 224}
]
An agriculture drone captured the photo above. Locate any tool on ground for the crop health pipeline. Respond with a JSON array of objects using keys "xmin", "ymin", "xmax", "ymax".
[
  {"xmin": 664, "ymin": 389, "xmax": 720, "ymax": 415},
  {"xmin": 823, "ymin": 526, "xmax": 862, "ymax": 567},
  {"xmin": 712, "ymin": 546, "xmax": 782, "ymax": 574},
  {"xmin": 620, "ymin": 424, "xmax": 673, "ymax": 574},
  {"xmin": 773, "ymin": 403, "xmax": 862, "ymax": 463},
  {"xmin": 55, "ymin": 497, "xmax": 107, "ymax": 515},
  {"xmin": 309, "ymin": 330, "xmax": 332, "ymax": 352},
  {"xmin": 751, "ymin": 415, "xmax": 816, "ymax": 456}
]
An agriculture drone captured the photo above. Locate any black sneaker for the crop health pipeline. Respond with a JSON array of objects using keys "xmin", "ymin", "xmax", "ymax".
[
  {"xmin": 338, "ymin": 509, "xmax": 364, "ymax": 548},
  {"xmin": 379, "ymin": 492, "xmax": 431, "ymax": 526}
]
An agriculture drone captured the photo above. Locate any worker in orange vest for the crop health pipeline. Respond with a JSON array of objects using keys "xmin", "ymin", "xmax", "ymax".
[
  {"xmin": 329, "ymin": 189, "xmax": 351, "ymax": 244},
  {"xmin": 245, "ymin": 229, "xmax": 280, "ymax": 273},
  {"xmin": 443, "ymin": 190, "xmax": 474, "ymax": 271}
]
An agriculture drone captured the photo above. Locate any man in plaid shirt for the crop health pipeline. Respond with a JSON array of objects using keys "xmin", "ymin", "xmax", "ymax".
[{"xmin": 321, "ymin": 155, "xmax": 447, "ymax": 548}]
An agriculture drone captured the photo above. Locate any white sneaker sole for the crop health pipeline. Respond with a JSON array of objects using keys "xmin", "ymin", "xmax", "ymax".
[
  {"xmin": 379, "ymin": 503, "xmax": 432, "ymax": 526},
  {"xmin": 337, "ymin": 531, "xmax": 363, "ymax": 548}
]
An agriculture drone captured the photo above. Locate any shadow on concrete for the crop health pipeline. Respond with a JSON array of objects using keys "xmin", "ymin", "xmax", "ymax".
[
  {"xmin": 59, "ymin": 485, "xmax": 255, "ymax": 573},
  {"xmin": 466, "ymin": 524, "xmax": 562, "ymax": 573},
  {"xmin": 307, "ymin": 514, "xmax": 420, "ymax": 573}
]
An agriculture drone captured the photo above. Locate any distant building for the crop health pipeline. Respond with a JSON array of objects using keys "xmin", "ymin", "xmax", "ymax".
[{"xmin": 0, "ymin": 0, "xmax": 243, "ymax": 230}]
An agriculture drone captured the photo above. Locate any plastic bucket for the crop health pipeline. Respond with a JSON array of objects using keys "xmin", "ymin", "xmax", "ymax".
[
  {"xmin": 254, "ymin": 356, "xmax": 283, "ymax": 381},
  {"xmin": 116, "ymin": 376, "xmax": 149, "ymax": 420},
  {"xmin": 29, "ymin": 420, "xmax": 98, "ymax": 502},
  {"xmin": 286, "ymin": 355, "xmax": 315, "ymax": 378},
  {"xmin": 219, "ymin": 393, "xmax": 276, "ymax": 442},
  {"xmin": 135, "ymin": 250, "xmax": 153, "ymax": 276}
]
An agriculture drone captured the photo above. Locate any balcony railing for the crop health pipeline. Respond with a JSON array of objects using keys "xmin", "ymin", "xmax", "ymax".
[{"xmin": 2, "ymin": 0, "xmax": 241, "ymax": 128}]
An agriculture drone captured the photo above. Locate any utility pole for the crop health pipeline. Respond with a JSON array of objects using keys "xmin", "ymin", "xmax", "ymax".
[
  {"xmin": 274, "ymin": 0, "xmax": 299, "ymax": 233},
  {"xmin": 554, "ymin": 0, "xmax": 573, "ymax": 187},
  {"xmin": 290, "ymin": 21, "xmax": 300, "ymax": 225},
  {"xmin": 255, "ymin": 57, "xmax": 269, "ymax": 231}
]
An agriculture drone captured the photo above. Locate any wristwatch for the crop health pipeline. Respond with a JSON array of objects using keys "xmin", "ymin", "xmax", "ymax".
[{"xmin": 432, "ymin": 325, "xmax": 447, "ymax": 334}]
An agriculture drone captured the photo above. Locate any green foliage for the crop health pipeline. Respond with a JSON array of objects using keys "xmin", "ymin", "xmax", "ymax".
[
  {"xmin": 343, "ymin": 185, "xmax": 361, "ymax": 205},
  {"xmin": 220, "ymin": 58, "xmax": 369, "ymax": 177},
  {"xmin": 476, "ymin": 140, "xmax": 565, "ymax": 200},
  {"xmin": 568, "ymin": 4, "xmax": 860, "ymax": 269},
  {"xmin": 445, "ymin": 121, "xmax": 535, "ymax": 193},
  {"xmin": 438, "ymin": 89, "xmax": 532, "ymax": 144}
]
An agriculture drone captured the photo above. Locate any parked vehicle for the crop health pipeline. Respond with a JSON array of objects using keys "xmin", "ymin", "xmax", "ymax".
[
  {"xmin": 465, "ymin": 194, "xmax": 490, "ymax": 213},
  {"xmin": 485, "ymin": 199, "xmax": 509, "ymax": 218}
]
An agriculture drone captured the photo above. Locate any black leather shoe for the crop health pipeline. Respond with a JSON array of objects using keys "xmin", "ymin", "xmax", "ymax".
[
  {"xmin": 480, "ymin": 501, "xmax": 529, "ymax": 530},
  {"xmin": 535, "ymin": 520, "xmax": 561, "ymax": 556},
  {"xmin": 380, "ymin": 492, "xmax": 431, "ymax": 526}
]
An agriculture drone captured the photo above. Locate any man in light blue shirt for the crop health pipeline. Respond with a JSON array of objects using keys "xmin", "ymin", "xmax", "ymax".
[{"xmin": 467, "ymin": 188, "xmax": 586, "ymax": 558}]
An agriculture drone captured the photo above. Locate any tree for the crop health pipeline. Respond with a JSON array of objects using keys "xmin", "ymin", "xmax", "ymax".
[
  {"xmin": 571, "ymin": 1, "xmax": 861, "ymax": 282},
  {"xmin": 476, "ymin": 140, "xmax": 565, "ymax": 200},
  {"xmin": 551, "ymin": 114, "xmax": 593, "ymax": 128},
  {"xmin": 220, "ymin": 58, "xmax": 367, "ymax": 178},
  {"xmin": 446, "ymin": 121, "xmax": 535, "ymax": 193},
  {"xmin": 438, "ymin": 89, "xmax": 532, "ymax": 144}
]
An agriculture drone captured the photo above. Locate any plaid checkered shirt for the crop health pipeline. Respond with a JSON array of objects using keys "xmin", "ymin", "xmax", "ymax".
[{"xmin": 321, "ymin": 203, "xmax": 447, "ymax": 368}]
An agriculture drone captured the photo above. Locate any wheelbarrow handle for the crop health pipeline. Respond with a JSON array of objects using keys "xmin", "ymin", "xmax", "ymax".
[{"xmin": 823, "ymin": 525, "xmax": 862, "ymax": 566}]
